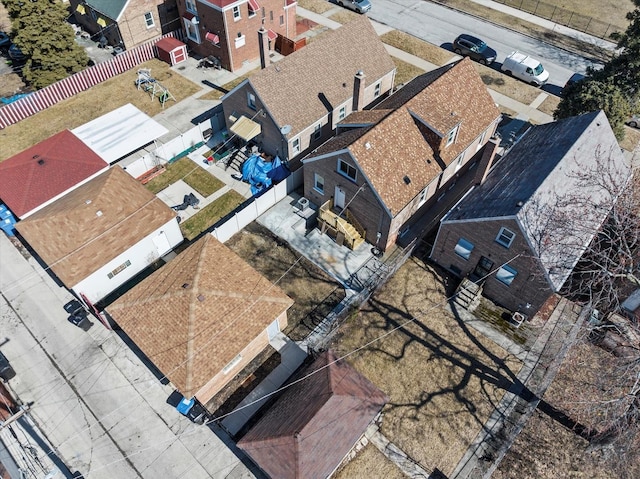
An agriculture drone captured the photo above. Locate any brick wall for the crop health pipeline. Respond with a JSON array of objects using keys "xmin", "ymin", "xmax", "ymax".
[{"xmin": 431, "ymin": 219, "xmax": 553, "ymax": 313}]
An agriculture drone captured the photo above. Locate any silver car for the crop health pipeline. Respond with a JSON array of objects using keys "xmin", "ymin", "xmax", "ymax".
[{"xmin": 337, "ymin": 0, "xmax": 371, "ymax": 14}]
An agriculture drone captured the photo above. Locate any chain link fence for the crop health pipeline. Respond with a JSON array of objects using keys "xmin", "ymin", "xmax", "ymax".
[{"xmin": 492, "ymin": 0, "xmax": 624, "ymax": 40}]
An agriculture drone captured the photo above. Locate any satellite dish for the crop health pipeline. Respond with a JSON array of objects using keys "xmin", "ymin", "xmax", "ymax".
[{"xmin": 280, "ymin": 125, "xmax": 292, "ymax": 135}]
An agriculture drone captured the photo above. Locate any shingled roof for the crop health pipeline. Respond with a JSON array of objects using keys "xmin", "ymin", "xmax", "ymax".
[
  {"xmin": 238, "ymin": 350, "xmax": 387, "ymax": 479},
  {"xmin": 247, "ymin": 16, "xmax": 396, "ymax": 138},
  {"xmin": 444, "ymin": 110, "xmax": 631, "ymax": 290},
  {"xmin": 306, "ymin": 58, "xmax": 500, "ymax": 217},
  {"xmin": 0, "ymin": 130, "xmax": 108, "ymax": 218},
  {"xmin": 15, "ymin": 166, "xmax": 176, "ymax": 287},
  {"xmin": 107, "ymin": 235, "xmax": 293, "ymax": 399}
]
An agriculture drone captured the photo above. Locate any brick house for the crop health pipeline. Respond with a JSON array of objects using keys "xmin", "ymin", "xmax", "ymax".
[
  {"xmin": 71, "ymin": 0, "xmax": 180, "ymax": 49},
  {"xmin": 430, "ymin": 111, "xmax": 631, "ymax": 314},
  {"xmin": 15, "ymin": 166, "xmax": 183, "ymax": 306},
  {"xmin": 220, "ymin": 16, "xmax": 396, "ymax": 164},
  {"xmin": 238, "ymin": 350, "xmax": 387, "ymax": 479},
  {"xmin": 177, "ymin": 0, "xmax": 296, "ymax": 72},
  {"xmin": 301, "ymin": 58, "xmax": 501, "ymax": 252},
  {"xmin": 107, "ymin": 234, "xmax": 293, "ymax": 404}
]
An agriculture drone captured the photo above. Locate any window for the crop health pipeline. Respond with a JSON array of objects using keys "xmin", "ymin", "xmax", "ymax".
[
  {"xmin": 262, "ymin": 7, "xmax": 266, "ymax": 17},
  {"xmin": 280, "ymin": 14, "xmax": 284, "ymax": 25},
  {"xmin": 185, "ymin": 0, "xmax": 197, "ymax": 13},
  {"xmin": 222, "ymin": 354, "xmax": 243, "ymax": 374},
  {"xmin": 107, "ymin": 260, "xmax": 131, "ymax": 279},
  {"xmin": 338, "ymin": 106, "xmax": 346, "ymax": 121},
  {"xmin": 270, "ymin": 10, "xmax": 273, "ymax": 21},
  {"xmin": 247, "ymin": 92, "xmax": 256, "ymax": 110},
  {"xmin": 446, "ymin": 126, "xmax": 458, "ymax": 147},
  {"xmin": 419, "ymin": 186, "xmax": 428, "ymax": 204},
  {"xmin": 338, "ymin": 158, "xmax": 357, "ymax": 182},
  {"xmin": 312, "ymin": 123, "xmax": 322, "ymax": 140},
  {"xmin": 184, "ymin": 19, "xmax": 200, "ymax": 42},
  {"xmin": 374, "ymin": 82, "xmax": 381, "ymax": 97},
  {"xmin": 292, "ymin": 138, "xmax": 300, "ymax": 154},
  {"xmin": 144, "ymin": 12, "xmax": 155, "ymax": 27},
  {"xmin": 496, "ymin": 264, "xmax": 517, "ymax": 286},
  {"xmin": 496, "ymin": 227, "xmax": 515, "ymax": 248},
  {"xmin": 454, "ymin": 154, "xmax": 463, "ymax": 171},
  {"xmin": 454, "ymin": 238, "xmax": 474, "ymax": 260},
  {"xmin": 233, "ymin": 6, "xmax": 241, "ymax": 19},
  {"xmin": 314, "ymin": 173, "xmax": 325, "ymax": 194}
]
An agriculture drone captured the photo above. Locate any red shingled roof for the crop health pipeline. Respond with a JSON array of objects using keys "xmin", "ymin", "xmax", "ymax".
[{"xmin": 0, "ymin": 130, "xmax": 108, "ymax": 218}]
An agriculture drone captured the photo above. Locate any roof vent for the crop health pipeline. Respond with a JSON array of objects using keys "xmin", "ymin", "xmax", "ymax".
[
  {"xmin": 516, "ymin": 201, "xmax": 524, "ymax": 207},
  {"xmin": 197, "ymin": 294, "xmax": 205, "ymax": 302},
  {"xmin": 37, "ymin": 159, "xmax": 45, "ymax": 165},
  {"xmin": 96, "ymin": 210, "xmax": 103, "ymax": 217},
  {"xmin": 403, "ymin": 175, "xmax": 411, "ymax": 185},
  {"xmin": 85, "ymin": 199, "xmax": 92, "ymax": 205},
  {"xmin": 365, "ymin": 142, "xmax": 371, "ymax": 149},
  {"xmin": 182, "ymin": 283, "xmax": 191, "ymax": 289}
]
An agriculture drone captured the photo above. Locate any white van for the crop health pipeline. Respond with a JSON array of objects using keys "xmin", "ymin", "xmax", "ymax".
[{"xmin": 501, "ymin": 51, "xmax": 549, "ymax": 87}]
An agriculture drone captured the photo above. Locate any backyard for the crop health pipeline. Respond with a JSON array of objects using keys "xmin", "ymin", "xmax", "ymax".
[{"xmin": 328, "ymin": 253, "xmax": 524, "ymax": 477}]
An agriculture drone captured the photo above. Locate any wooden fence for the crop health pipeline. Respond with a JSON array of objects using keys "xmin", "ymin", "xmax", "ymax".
[{"xmin": 0, "ymin": 30, "xmax": 184, "ymax": 129}]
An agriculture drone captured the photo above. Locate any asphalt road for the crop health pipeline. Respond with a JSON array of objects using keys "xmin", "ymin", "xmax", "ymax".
[{"xmin": 367, "ymin": 0, "xmax": 603, "ymax": 91}]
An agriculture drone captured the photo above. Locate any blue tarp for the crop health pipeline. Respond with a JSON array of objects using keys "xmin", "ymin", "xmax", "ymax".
[
  {"xmin": 0, "ymin": 204, "xmax": 16, "ymax": 236},
  {"xmin": 176, "ymin": 396, "xmax": 194, "ymax": 415},
  {"xmin": 241, "ymin": 154, "xmax": 290, "ymax": 196}
]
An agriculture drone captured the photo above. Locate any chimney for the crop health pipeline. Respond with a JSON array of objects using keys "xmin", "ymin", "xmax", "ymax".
[
  {"xmin": 352, "ymin": 70, "xmax": 366, "ymax": 112},
  {"xmin": 258, "ymin": 26, "xmax": 269, "ymax": 69},
  {"xmin": 474, "ymin": 137, "xmax": 500, "ymax": 186}
]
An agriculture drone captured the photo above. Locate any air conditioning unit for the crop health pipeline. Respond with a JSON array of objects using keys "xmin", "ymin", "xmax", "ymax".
[{"xmin": 192, "ymin": 16, "xmax": 200, "ymax": 24}]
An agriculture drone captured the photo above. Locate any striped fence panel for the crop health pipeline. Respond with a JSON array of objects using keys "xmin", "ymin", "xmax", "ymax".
[{"xmin": 0, "ymin": 30, "xmax": 185, "ymax": 129}]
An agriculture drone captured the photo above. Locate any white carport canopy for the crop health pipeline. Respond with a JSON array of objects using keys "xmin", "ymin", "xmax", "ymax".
[
  {"xmin": 230, "ymin": 115, "xmax": 261, "ymax": 141},
  {"xmin": 71, "ymin": 103, "xmax": 168, "ymax": 164}
]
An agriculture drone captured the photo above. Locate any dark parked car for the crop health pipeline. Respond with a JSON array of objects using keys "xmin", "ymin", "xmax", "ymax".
[
  {"xmin": 0, "ymin": 350, "xmax": 16, "ymax": 382},
  {"xmin": 0, "ymin": 32, "xmax": 10, "ymax": 49},
  {"xmin": 8, "ymin": 43, "xmax": 26, "ymax": 62},
  {"xmin": 453, "ymin": 34, "xmax": 497, "ymax": 65},
  {"xmin": 562, "ymin": 72, "xmax": 585, "ymax": 96}
]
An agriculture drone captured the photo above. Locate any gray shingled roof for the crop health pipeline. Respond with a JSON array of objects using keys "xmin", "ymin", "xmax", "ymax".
[
  {"xmin": 87, "ymin": 0, "xmax": 127, "ymax": 20},
  {"xmin": 444, "ymin": 110, "xmax": 631, "ymax": 290},
  {"xmin": 248, "ymin": 16, "xmax": 396, "ymax": 138}
]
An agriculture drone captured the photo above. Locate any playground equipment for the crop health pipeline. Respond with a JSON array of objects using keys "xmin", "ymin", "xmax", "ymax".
[{"xmin": 135, "ymin": 69, "xmax": 176, "ymax": 108}]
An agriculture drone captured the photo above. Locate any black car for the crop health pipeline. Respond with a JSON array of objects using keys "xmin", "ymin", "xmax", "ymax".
[
  {"xmin": 453, "ymin": 34, "xmax": 497, "ymax": 65},
  {"xmin": 0, "ymin": 32, "xmax": 10, "ymax": 50},
  {"xmin": 0, "ymin": 350, "xmax": 16, "ymax": 382},
  {"xmin": 8, "ymin": 43, "xmax": 26, "ymax": 62}
]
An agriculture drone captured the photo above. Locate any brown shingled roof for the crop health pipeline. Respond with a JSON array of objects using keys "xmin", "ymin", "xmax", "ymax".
[
  {"xmin": 16, "ymin": 166, "xmax": 176, "ymax": 287},
  {"xmin": 248, "ymin": 16, "xmax": 396, "ymax": 138},
  {"xmin": 107, "ymin": 235, "xmax": 293, "ymax": 399},
  {"xmin": 238, "ymin": 350, "xmax": 387, "ymax": 479}
]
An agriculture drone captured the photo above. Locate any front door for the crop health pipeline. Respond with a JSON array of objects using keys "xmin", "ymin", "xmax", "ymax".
[
  {"xmin": 471, "ymin": 256, "xmax": 494, "ymax": 283},
  {"xmin": 334, "ymin": 186, "xmax": 346, "ymax": 210}
]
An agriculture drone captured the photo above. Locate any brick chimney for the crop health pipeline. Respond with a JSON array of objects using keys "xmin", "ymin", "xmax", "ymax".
[
  {"xmin": 474, "ymin": 137, "xmax": 500, "ymax": 185},
  {"xmin": 258, "ymin": 26, "xmax": 269, "ymax": 69},
  {"xmin": 352, "ymin": 70, "xmax": 366, "ymax": 112}
]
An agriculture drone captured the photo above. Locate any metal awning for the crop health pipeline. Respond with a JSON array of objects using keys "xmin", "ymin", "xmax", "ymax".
[
  {"xmin": 205, "ymin": 32, "xmax": 219, "ymax": 44},
  {"xmin": 230, "ymin": 115, "xmax": 261, "ymax": 141},
  {"xmin": 267, "ymin": 29, "xmax": 278, "ymax": 41},
  {"xmin": 248, "ymin": 0, "xmax": 260, "ymax": 12}
]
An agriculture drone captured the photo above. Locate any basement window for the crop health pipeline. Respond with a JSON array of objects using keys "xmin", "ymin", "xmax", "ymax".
[{"xmin": 107, "ymin": 260, "xmax": 131, "ymax": 279}]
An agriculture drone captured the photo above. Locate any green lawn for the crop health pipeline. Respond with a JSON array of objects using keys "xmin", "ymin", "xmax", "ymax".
[
  {"xmin": 180, "ymin": 190, "xmax": 246, "ymax": 240},
  {"xmin": 145, "ymin": 157, "xmax": 224, "ymax": 197}
]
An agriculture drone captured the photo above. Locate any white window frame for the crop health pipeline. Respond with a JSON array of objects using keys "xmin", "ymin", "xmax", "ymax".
[
  {"xmin": 477, "ymin": 130, "xmax": 487, "ymax": 151},
  {"xmin": 292, "ymin": 138, "xmax": 300, "ymax": 154},
  {"xmin": 496, "ymin": 227, "xmax": 516, "ymax": 248},
  {"xmin": 185, "ymin": 0, "xmax": 197, "ymax": 14},
  {"xmin": 338, "ymin": 105, "xmax": 346, "ymax": 121},
  {"xmin": 184, "ymin": 19, "xmax": 200, "ymax": 43},
  {"xmin": 454, "ymin": 154, "xmax": 464, "ymax": 171},
  {"xmin": 144, "ymin": 12, "xmax": 155, "ymax": 28},
  {"xmin": 314, "ymin": 173, "xmax": 325, "ymax": 194},
  {"xmin": 312, "ymin": 123, "xmax": 322, "ymax": 141},
  {"xmin": 233, "ymin": 5, "xmax": 241, "ymax": 20},
  {"xmin": 454, "ymin": 238, "xmax": 474, "ymax": 260},
  {"xmin": 247, "ymin": 92, "xmax": 256, "ymax": 110},
  {"xmin": 374, "ymin": 82, "xmax": 381, "ymax": 97},
  {"xmin": 496, "ymin": 264, "xmax": 517, "ymax": 286},
  {"xmin": 419, "ymin": 186, "xmax": 428, "ymax": 205},
  {"xmin": 337, "ymin": 158, "xmax": 357, "ymax": 182},
  {"xmin": 446, "ymin": 125, "xmax": 458, "ymax": 147}
]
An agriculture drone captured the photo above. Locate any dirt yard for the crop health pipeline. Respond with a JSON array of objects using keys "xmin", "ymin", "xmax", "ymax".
[
  {"xmin": 225, "ymin": 222, "xmax": 345, "ymax": 341},
  {"xmin": 328, "ymin": 254, "xmax": 524, "ymax": 477}
]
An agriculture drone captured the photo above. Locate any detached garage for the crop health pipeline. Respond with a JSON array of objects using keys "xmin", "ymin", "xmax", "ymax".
[{"xmin": 155, "ymin": 37, "xmax": 187, "ymax": 66}]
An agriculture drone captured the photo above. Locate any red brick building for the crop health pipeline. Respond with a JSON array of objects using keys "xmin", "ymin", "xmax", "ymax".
[{"xmin": 177, "ymin": 0, "xmax": 297, "ymax": 72}]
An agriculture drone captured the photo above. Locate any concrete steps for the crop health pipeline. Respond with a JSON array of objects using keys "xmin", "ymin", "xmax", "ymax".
[{"xmin": 454, "ymin": 278, "xmax": 482, "ymax": 312}]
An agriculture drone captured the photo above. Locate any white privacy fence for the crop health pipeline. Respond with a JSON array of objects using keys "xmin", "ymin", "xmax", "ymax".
[
  {"xmin": 211, "ymin": 168, "xmax": 303, "ymax": 243},
  {"xmin": 123, "ymin": 123, "xmax": 210, "ymax": 178}
]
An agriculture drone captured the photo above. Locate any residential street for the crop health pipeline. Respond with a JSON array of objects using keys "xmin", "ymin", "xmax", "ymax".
[{"xmin": 0, "ymin": 234, "xmax": 255, "ymax": 479}]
